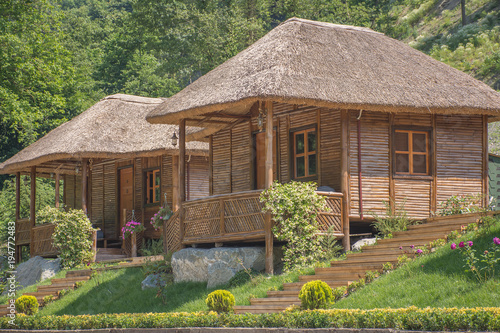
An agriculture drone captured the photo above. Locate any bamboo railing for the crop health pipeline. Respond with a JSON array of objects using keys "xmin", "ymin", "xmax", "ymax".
[
  {"xmin": 16, "ymin": 218, "xmax": 31, "ymax": 245},
  {"xmin": 31, "ymin": 223, "xmax": 58, "ymax": 257},
  {"xmin": 164, "ymin": 209, "xmax": 182, "ymax": 253},
  {"xmin": 175, "ymin": 190, "xmax": 344, "ymax": 247}
]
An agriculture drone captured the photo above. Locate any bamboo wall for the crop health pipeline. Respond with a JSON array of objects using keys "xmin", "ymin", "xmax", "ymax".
[
  {"xmin": 349, "ymin": 111, "xmax": 484, "ymax": 219},
  {"xmin": 209, "ymin": 102, "xmax": 485, "ymax": 220},
  {"xmin": 63, "ymin": 154, "xmax": 209, "ymax": 241}
]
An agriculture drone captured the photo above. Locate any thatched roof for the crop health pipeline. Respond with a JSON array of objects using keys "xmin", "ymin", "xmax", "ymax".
[
  {"xmin": 147, "ymin": 17, "xmax": 500, "ymax": 127},
  {"xmin": 0, "ymin": 94, "xmax": 208, "ymax": 175}
]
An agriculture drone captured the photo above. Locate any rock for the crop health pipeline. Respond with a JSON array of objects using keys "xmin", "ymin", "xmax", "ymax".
[
  {"xmin": 351, "ymin": 238, "xmax": 377, "ymax": 251},
  {"xmin": 16, "ymin": 256, "xmax": 61, "ymax": 288},
  {"xmin": 172, "ymin": 247, "xmax": 283, "ymax": 288},
  {"xmin": 141, "ymin": 274, "xmax": 166, "ymax": 290}
]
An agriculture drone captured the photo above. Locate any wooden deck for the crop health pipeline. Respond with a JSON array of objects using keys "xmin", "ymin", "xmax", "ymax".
[{"xmin": 164, "ymin": 190, "xmax": 344, "ymax": 251}]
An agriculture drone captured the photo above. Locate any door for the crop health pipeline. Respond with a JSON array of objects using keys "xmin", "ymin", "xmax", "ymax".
[
  {"xmin": 255, "ymin": 130, "xmax": 277, "ymax": 189},
  {"xmin": 119, "ymin": 167, "xmax": 134, "ymax": 229}
]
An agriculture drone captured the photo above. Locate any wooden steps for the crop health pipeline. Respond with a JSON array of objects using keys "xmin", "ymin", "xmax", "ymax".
[{"xmin": 233, "ymin": 213, "xmax": 482, "ymax": 314}]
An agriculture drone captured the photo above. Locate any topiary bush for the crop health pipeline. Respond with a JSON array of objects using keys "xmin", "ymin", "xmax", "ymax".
[
  {"xmin": 205, "ymin": 290, "xmax": 235, "ymax": 313},
  {"xmin": 49, "ymin": 207, "xmax": 98, "ymax": 268},
  {"xmin": 15, "ymin": 295, "xmax": 38, "ymax": 315},
  {"xmin": 298, "ymin": 280, "xmax": 334, "ymax": 310}
]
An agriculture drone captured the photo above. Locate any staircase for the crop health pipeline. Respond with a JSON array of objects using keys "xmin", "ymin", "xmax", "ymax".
[
  {"xmin": 0, "ymin": 270, "xmax": 92, "ymax": 316},
  {"xmin": 233, "ymin": 212, "xmax": 486, "ymax": 314},
  {"xmin": 95, "ymin": 248, "xmax": 127, "ymax": 262}
]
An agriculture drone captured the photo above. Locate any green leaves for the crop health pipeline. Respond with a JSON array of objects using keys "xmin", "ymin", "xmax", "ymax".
[{"xmin": 260, "ymin": 181, "xmax": 327, "ymax": 271}]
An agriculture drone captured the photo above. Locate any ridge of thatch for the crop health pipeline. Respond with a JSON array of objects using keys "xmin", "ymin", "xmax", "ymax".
[
  {"xmin": 147, "ymin": 17, "xmax": 500, "ymax": 126},
  {"xmin": 0, "ymin": 94, "xmax": 208, "ymax": 174}
]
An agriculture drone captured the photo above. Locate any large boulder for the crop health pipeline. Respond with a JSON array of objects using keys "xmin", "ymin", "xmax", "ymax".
[
  {"xmin": 16, "ymin": 256, "xmax": 61, "ymax": 288},
  {"xmin": 172, "ymin": 247, "xmax": 282, "ymax": 288},
  {"xmin": 141, "ymin": 274, "xmax": 166, "ymax": 290},
  {"xmin": 351, "ymin": 238, "xmax": 377, "ymax": 251}
]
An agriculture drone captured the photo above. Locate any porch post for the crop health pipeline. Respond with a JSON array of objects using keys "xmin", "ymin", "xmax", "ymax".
[
  {"xmin": 15, "ymin": 172, "xmax": 20, "ymax": 221},
  {"xmin": 81, "ymin": 158, "xmax": 88, "ymax": 214},
  {"xmin": 29, "ymin": 166, "xmax": 36, "ymax": 257},
  {"xmin": 264, "ymin": 101, "xmax": 274, "ymax": 274},
  {"xmin": 172, "ymin": 155, "xmax": 179, "ymax": 211},
  {"xmin": 55, "ymin": 173, "xmax": 60, "ymax": 209},
  {"xmin": 340, "ymin": 110, "xmax": 351, "ymax": 251},
  {"xmin": 178, "ymin": 119, "xmax": 186, "ymax": 247}
]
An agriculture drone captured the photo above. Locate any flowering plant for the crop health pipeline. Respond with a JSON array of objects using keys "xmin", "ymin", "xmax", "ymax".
[
  {"xmin": 450, "ymin": 236, "xmax": 500, "ymax": 282},
  {"xmin": 150, "ymin": 203, "xmax": 173, "ymax": 230},
  {"xmin": 121, "ymin": 220, "xmax": 145, "ymax": 240}
]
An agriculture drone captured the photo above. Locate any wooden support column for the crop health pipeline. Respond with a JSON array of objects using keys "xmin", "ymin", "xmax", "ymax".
[
  {"xmin": 29, "ymin": 166, "xmax": 36, "ymax": 257},
  {"xmin": 55, "ymin": 173, "xmax": 60, "ymax": 209},
  {"xmin": 431, "ymin": 114, "xmax": 437, "ymax": 214},
  {"xmin": 340, "ymin": 111, "xmax": 350, "ymax": 251},
  {"xmin": 178, "ymin": 120, "xmax": 186, "ymax": 247},
  {"xmin": 483, "ymin": 115, "xmax": 489, "ymax": 208},
  {"xmin": 81, "ymin": 158, "xmax": 88, "ymax": 214},
  {"xmin": 264, "ymin": 101, "xmax": 274, "ymax": 275},
  {"xmin": 15, "ymin": 172, "xmax": 20, "ymax": 221}
]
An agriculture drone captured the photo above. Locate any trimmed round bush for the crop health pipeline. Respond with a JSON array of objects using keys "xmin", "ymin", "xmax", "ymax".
[
  {"xmin": 298, "ymin": 280, "xmax": 334, "ymax": 310},
  {"xmin": 205, "ymin": 290, "xmax": 235, "ymax": 313},
  {"xmin": 15, "ymin": 295, "xmax": 39, "ymax": 315}
]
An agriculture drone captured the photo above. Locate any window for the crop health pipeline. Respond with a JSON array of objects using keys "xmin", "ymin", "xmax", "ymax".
[
  {"xmin": 145, "ymin": 169, "xmax": 160, "ymax": 204},
  {"xmin": 293, "ymin": 128, "xmax": 317, "ymax": 178},
  {"xmin": 394, "ymin": 129, "xmax": 429, "ymax": 175}
]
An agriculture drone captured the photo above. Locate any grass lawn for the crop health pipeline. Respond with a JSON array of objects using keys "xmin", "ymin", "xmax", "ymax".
[
  {"xmin": 333, "ymin": 221, "xmax": 500, "ymax": 309},
  {"xmin": 39, "ymin": 265, "xmax": 315, "ymax": 315}
]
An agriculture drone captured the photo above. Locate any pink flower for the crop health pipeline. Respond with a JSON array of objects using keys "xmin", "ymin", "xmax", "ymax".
[
  {"xmin": 467, "ymin": 241, "xmax": 473, "ymax": 247},
  {"xmin": 160, "ymin": 216, "xmax": 163, "ymax": 219},
  {"xmin": 494, "ymin": 237, "xmax": 500, "ymax": 245},
  {"xmin": 410, "ymin": 245, "xmax": 414, "ymax": 249},
  {"xmin": 450, "ymin": 243, "xmax": 456, "ymax": 250},
  {"xmin": 399, "ymin": 246, "xmax": 403, "ymax": 250},
  {"xmin": 459, "ymin": 242, "xmax": 465, "ymax": 248},
  {"xmin": 416, "ymin": 249, "xmax": 423, "ymax": 254}
]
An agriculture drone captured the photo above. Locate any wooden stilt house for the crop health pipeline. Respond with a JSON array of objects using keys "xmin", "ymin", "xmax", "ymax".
[
  {"xmin": 0, "ymin": 94, "xmax": 208, "ymax": 261},
  {"xmin": 147, "ymin": 18, "xmax": 500, "ymax": 273}
]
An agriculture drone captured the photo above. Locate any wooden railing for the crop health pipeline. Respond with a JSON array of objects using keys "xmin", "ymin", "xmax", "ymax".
[
  {"xmin": 16, "ymin": 218, "xmax": 31, "ymax": 245},
  {"xmin": 178, "ymin": 190, "xmax": 344, "ymax": 246},
  {"xmin": 164, "ymin": 209, "xmax": 182, "ymax": 252},
  {"xmin": 182, "ymin": 190, "xmax": 265, "ymax": 245},
  {"xmin": 316, "ymin": 192, "xmax": 344, "ymax": 237},
  {"xmin": 31, "ymin": 223, "xmax": 58, "ymax": 257}
]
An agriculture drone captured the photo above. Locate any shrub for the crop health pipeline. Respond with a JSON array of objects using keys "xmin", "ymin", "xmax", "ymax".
[
  {"xmin": 332, "ymin": 286, "xmax": 347, "ymax": 301},
  {"xmin": 382, "ymin": 262, "xmax": 394, "ymax": 273},
  {"xmin": 298, "ymin": 280, "xmax": 334, "ymax": 310},
  {"xmin": 205, "ymin": 290, "xmax": 235, "ymax": 313},
  {"xmin": 437, "ymin": 193, "xmax": 485, "ymax": 216},
  {"xmin": 364, "ymin": 270, "xmax": 379, "ymax": 283},
  {"xmin": 260, "ymin": 181, "xmax": 327, "ymax": 271},
  {"xmin": 228, "ymin": 268, "xmax": 260, "ymax": 287},
  {"xmin": 36, "ymin": 205, "xmax": 65, "ymax": 225},
  {"xmin": 15, "ymin": 296, "xmax": 38, "ymax": 315},
  {"xmin": 43, "ymin": 295, "xmax": 56, "ymax": 305},
  {"xmin": 347, "ymin": 278, "xmax": 365, "ymax": 294},
  {"xmin": 51, "ymin": 207, "xmax": 97, "ymax": 268},
  {"xmin": 370, "ymin": 199, "xmax": 415, "ymax": 238}
]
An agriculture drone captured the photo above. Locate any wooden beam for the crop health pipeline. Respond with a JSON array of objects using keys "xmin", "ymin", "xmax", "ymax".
[
  {"xmin": 389, "ymin": 114, "xmax": 395, "ymax": 212},
  {"xmin": 29, "ymin": 166, "xmax": 36, "ymax": 257},
  {"xmin": 179, "ymin": 119, "xmax": 186, "ymax": 247},
  {"xmin": 81, "ymin": 158, "xmax": 88, "ymax": 215},
  {"xmin": 431, "ymin": 114, "xmax": 437, "ymax": 214},
  {"xmin": 204, "ymin": 112, "xmax": 251, "ymax": 119},
  {"xmin": 209, "ymin": 136, "xmax": 213, "ymax": 196},
  {"xmin": 483, "ymin": 115, "xmax": 489, "ymax": 208},
  {"xmin": 172, "ymin": 155, "xmax": 179, "ymax": 211},
  {"xmin": 340, "ymin": 110, "xmax": 350, "ymax": 251},
  {"xmin": 264, "ymin": 101, "xmax": 274, "ymax": 275},
  {"xmin": 55, "ymin": 173, "xmax": 60, "ymax": 209},
  {"xmin": 15, "ymin": 172, "xmax": 20, "ymax": 221}
]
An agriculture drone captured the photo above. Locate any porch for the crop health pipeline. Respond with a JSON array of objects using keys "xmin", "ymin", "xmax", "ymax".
[{"xmin": 163, "ymin": 190, "xmax": 344, "ymax": 254}]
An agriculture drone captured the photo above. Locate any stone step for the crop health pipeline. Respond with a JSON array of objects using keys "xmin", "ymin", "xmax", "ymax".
[
  {"xmin": 37, "ymin": 285, "xmax": 74, "ymax": 293},
  {"xmin": 347, "ymin": 249, "xmax": 413, "ymax": 257},
  {"xmin": 24, "ymin": 291, "xmax": 59, "ymax": 298},
  {"xmin": 96, "ymin": 248, "xmax": 123, "ymax": 255},
  {"xmin": 330, "ymin": 256, "xmax": 403, "ymax": 267},
  {"xmin": 250, "ymin": 296, "xmax": 300, "ymax": 306},
  {"xmin": 51, "ymin": 276, "xmax": 90, "ymax": 284},
  {"xmin": 38, "ymin": 282, "xmax": 77, "ymax": 290},
  {"xmin": 267, "ymin": 290, "xmax": 302, "ymax": 297},
  {"xmin": 407, "ymin": 215, "xmax": 480, "ymax": 230},
  {"xmin": 96, "ymin": 254, "xmax": 128, "ymax": 262},
  {"xmin": 362, "ymin": 240, "xmax": 431, "ymax": 251},
  {"xmin": 234, "ymin": 305, "xmax": 288, "ymax": 314}
]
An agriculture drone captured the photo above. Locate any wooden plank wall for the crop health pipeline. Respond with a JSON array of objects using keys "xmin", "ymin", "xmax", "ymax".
[
  {"xmin": 103, "ymin": 163, "xmax": 117, "ymax": 238},
  {"xmin": 349, "ymin": 111, "xmax": 390, "ymax": 217},
  {"xmin": 436, "ymin": 115, "xmax": 483, "ymax": 204},
  {"xmin": 187, "ymin": 155, "xmax": 210, "ymax": 200},
  {"xmin": 320, "ymin": 109, "xmax": 341, "ymax": 191},
  {"xmin": 212, "ymin": 129, "xmax": 232, "ymax": 195},
  {"xmin": 64, "ymin": 175, "xmax": 82, "ymax": 210},
  {"xmin": 91, "ymin": 164, "xmax": 104, "ymax": 233}
]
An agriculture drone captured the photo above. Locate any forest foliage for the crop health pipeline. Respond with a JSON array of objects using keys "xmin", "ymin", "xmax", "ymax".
[{"xmin": 0, "ymin": 0, "xmax": 499, "ymax": 239}]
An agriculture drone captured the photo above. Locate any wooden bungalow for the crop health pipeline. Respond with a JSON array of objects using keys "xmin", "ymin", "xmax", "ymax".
[
  {"xmin": 147, "ymin": 18, "xmax": 500, "ymax": 273},
  {"xmin": 0, "ymin": 94, "xmax": 209, "ymax": 262}
]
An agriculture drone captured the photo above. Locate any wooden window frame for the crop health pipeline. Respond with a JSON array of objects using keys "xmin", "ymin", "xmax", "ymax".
[
  {"xmin": 392, "ymin": 127, "xmax": 432, "ymax": 177},
  {"xmin": 291, "ymin": 126, "xmax": 318, "ymax": 180},
  {"xmin": 144, "ymin": 168, "xmax": 160, "ymax": 205}
]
